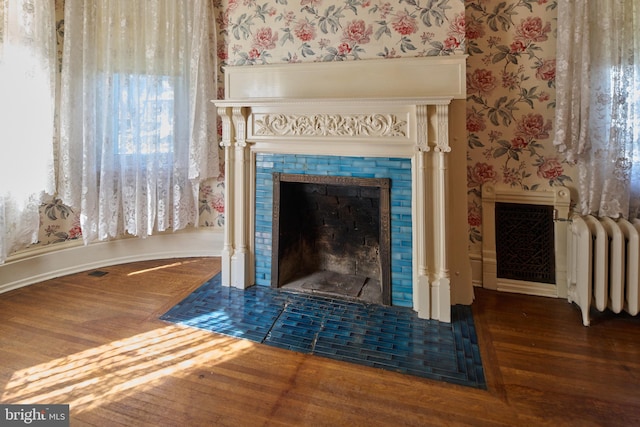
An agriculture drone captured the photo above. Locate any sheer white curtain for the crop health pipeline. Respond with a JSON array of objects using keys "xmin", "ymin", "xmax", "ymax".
[
  {"xmin": 58, "ymin": 0, "xmax": 218, "ymax": 244},
  {"xmin": 554, "ymin": 0, "xmax": 640, "ymax": 219},
  {"xmin": 0, "ymin": 0, "xmax": 56, "ymax": 263}
]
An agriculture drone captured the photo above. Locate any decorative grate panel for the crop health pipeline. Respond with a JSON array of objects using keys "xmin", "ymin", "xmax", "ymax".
[{"xmin": 495, "ymin": 202, "xmax": 555, "ymax": 284}]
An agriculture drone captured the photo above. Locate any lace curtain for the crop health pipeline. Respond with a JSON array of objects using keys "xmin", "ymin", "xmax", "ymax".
[
  {"xmin": 58, "ymin": 0, "xmax": 218, "ymax": 244},
  {"xmin": 554, "ymin": 0, "xmax": 640, "ymax": 219},
  {"xmin": 0, "ymin": 0, "xmax": 56, "ymax": 263}
]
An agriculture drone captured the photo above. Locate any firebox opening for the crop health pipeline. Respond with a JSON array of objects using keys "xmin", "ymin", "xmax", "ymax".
[{"xmin": 271, "ymin": 173, "xmax": 391, "ymax": 305}]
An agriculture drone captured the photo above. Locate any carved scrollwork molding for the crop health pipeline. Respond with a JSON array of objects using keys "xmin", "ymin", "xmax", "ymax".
[
  {"xmin": 254, "ymin": 113, "xmax": 407, "ymax": 137},
  {"xmin": 217, "ymin": 107, "xmax": 233, "ymax": 148}
]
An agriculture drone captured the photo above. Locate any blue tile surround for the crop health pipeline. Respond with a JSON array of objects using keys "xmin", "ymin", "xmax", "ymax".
[
  {"xmin": 161, "ymin": 274, "xmax": 486, "ymax": 389},
  {"xmin": 255, "ymin": 153, "xmax": 413, "ymax": 307}
]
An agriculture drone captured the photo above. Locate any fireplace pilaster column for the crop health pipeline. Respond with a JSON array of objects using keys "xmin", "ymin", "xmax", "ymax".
[
  {"xmin": 432, "ymin": 104, "xmax": 451, "ymax": 322},
  {"xmin": 218, "ymin": 106, "xmax": 234, "ymax": 287},
  {"xmin": 414, "ymin": 105, "xmax": 432, "ymax": 320},
  {"xmin": 231, "ymin": 106, "xmax": 252, "ymax": 288},
  {"xmin": 414, "ymin": 103, "xmax": 451, "ymax": 322}
]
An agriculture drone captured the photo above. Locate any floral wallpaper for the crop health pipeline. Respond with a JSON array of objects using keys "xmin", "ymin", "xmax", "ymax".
[
  {"xmin": 218, "ymin": 0, "xmax": 466, "ymax": 64},
  {"xmin": 465, "ymin": 0, "xmax": 574, "ymax": 255},
  {"xmin": 27, "ymin": 0, "xmax": 576, "ymax": 267}
]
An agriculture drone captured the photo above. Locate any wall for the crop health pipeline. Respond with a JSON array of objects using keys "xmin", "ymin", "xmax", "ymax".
[
  {"xmin": 219, "ymin": 0, "xmax": 466, "ymax": 64},
  {"xmin": 26, "ymin": 0, "xmax": 467, "ymax": 252},
  {"xmin": 465, "ymin": 0, "xmax": 575, "ymax": 266},
  {"xmin": 19, "ymin": 0, "xmax": 576, "ymax": 291},
  {"xmin": 218, "ymin": 0, "xmax": 575, "ymax": 274}
]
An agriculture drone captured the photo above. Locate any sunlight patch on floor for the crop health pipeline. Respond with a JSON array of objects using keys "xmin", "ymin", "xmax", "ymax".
[
  {"xmin": 127, "ymin": 259, "xmax": 201, "ymax": 276},
  {"xmin": 1, "ymin": 325, "xmax": 253, "ymax": 413}
]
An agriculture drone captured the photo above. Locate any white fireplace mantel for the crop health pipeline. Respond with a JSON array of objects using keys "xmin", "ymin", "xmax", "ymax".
[{"xmin": 214, "ymin": 56, "xmax": 470, "ymax": 322}]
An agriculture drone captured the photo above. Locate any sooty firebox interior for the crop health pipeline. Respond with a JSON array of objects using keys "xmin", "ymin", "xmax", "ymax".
[{"xmin": 271, "ymin": 173, "xmax": 391, "ymax": 305}]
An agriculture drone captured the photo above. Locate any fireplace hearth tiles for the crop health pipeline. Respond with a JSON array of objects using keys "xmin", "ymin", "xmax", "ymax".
[
  {"xmin": 254, "ymin": 153, "xmax": 413, "ymax": 307},
  {"xmin": 160, "ymin": 273, "xmax": 486, "ymax": 389}
]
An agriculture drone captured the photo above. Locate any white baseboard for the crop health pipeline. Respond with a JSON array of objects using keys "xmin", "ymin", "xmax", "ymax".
[
  {"xmin": 0, "ymin": 229, "xmax": 224, "ymax": 294},
  {"xmin": 469, "ymin": 251, "xmax": 559, "ymax": 297},
  {"xmin": 496, "ymin": 279, "xmax": 558, "ymax": 298},
  {"xmin": 469, "ymin": 251, "xmax": 483, "ymax": 287}
]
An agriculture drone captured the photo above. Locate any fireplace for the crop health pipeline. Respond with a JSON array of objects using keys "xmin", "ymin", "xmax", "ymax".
[
  {"xmin": 253, "ymin": 153, "xmax": 413, "ymax": 307},
  {"xmin": 214, "ymin": 56, "xmax": 471, "ymax": 322},
  {"xmin": 272, "ymin": 173, "xmax": 391, "ymax": 305}
]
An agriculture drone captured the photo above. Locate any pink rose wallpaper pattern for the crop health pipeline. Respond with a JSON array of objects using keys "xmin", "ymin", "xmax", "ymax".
[
  {"xmin": 28, "ymin": 0, "xmax": 576, "ymax": 262},
  {"xmin": 219, "ymin": 0, "xmax": 467, "ymax": 64},
  {"xmin": 464, "ymin": 0, "xmax": 574, "ymax": 251}
]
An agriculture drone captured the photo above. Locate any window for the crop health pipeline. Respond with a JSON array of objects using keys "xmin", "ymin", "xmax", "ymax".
[
  {"xmin": 58, "ymin": 0, "xmax": 217, "ymax": 242},
  {"xmin": 110, "ymin": 73, "xmax": 176, "ymax": 157},
  {"xmin": 0, "ymin": 0, "xmax": 56, "ymax": 262},
  {"xmin": 554, "ymin": 0, "xmax": 640, "ymax": 218}
]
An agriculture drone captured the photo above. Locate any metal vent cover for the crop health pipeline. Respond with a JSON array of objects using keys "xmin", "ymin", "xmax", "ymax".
[{"xmin": 495, "ymin": 202, "xmax": 555, "ymax": 284}]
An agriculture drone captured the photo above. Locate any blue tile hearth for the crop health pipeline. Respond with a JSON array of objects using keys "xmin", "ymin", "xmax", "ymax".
[{"xmin": 160, "ymin": 274, "xmax": 486, "ymax": 389}]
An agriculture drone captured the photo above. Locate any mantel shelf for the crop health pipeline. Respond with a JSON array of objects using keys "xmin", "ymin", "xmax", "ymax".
[{"xmin": 213, "ymin": 97, "xmax": 454, "ymax": 108}]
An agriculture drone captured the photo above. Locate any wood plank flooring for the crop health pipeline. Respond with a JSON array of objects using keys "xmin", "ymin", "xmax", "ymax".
[{"xmin": 1, "ymin": 257, "xmax": 639, "ymax": 426}]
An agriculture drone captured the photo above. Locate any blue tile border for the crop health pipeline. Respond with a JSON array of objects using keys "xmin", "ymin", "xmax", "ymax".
[{"xmin": 161, "ymin": 274, "xmax": 486, "ymax": 389}]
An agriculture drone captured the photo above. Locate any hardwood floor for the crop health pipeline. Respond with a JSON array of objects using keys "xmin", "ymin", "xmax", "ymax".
[{"xmin": 1, "ymin": 257, "xmax": 639, "ymax": 426}]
